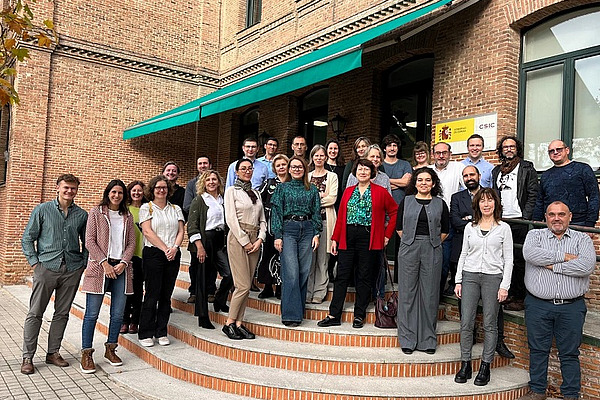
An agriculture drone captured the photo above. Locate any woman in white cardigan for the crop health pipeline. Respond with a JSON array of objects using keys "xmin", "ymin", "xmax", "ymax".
[
  {"xmin": 454, "ymin": 188, "xmax": 513, "ymax": 387},
  {"xmin": 307, "ymin": 145, "xmax": 338, "ymax": 304}
]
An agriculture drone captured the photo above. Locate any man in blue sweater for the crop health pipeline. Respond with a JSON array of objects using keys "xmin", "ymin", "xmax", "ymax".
[{"xmin": 533, "ymin": 140, "xmax": 599, "ymax": 227}]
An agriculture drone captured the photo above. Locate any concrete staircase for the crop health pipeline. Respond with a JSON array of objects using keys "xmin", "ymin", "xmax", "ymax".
[{"xmin": 15, "ymin": 260, "xmax": 531, "ymax": 399}]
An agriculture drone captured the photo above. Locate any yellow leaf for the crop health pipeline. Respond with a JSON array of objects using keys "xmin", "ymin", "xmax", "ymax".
[
  {"xmin": 43, "ymin": 19, "xmax": 54, "ymax": 29},
  {"xmin": 4, "ymin": 38, "xmax": 15, "ymax": 49},
  {"xmin": 36, "ymin": 34, "xmax": 51, "ymax": 48}
]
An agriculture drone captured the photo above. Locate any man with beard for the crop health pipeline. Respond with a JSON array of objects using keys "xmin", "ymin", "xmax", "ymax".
[
  {"xmin": 491, "ymin": 136, "xmax": 539, "ymax": 311},
  {"xmin": 450, "ymin": 165, "xmax": 514, "ymax": 359},
  {"xmin": 520, "ymin": 201, "xmax": 595, "ymax": 400},
  {"xmin": 533, "ymin": 140, "xmax": 599, "ymax": 227}
]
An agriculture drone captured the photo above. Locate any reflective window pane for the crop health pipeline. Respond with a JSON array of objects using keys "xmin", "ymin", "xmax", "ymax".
[
  {"xmin": 524, "ymin": 7, "xmax": 600, "ymax": 62},
  {"xmin": 523, "ymin": 65, "xmax": 563, "ymax": 171},
  {"xmin": 573, "ymin": 55, "xmax": 600, "ymax": 172}
]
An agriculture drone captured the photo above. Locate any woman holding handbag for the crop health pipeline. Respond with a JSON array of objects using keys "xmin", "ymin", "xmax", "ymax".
[{"xmin": 317, "ymin": 159, "xmax": 397, "ymax": 329}]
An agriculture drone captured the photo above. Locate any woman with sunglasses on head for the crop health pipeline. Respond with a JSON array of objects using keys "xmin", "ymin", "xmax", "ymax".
[
  {"xmin": 346, "ymin": 144, "xmax": 392, "ymax": 194},
  {"xmin": 80, "ymin": 179, "xmax": 136, "ymax": 373},
  {"xmin": 223, "ymin": 159, "xmax": 267, "ymax": 340},
  {"xmin": 137, "ymin": 175, "xmax": 185, "ymax": 348},
  {"xmin": 271, "ymin": 156, "xmax": 322, "ymax": 327},
  {"xmin": 454, "ymin": 188, "xmax": 513, "ymax": 386}
]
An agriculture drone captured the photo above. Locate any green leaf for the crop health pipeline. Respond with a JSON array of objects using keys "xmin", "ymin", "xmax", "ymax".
[{"xmin": 11, "ymin": 47, "xmax": 29, "ymax": 61}]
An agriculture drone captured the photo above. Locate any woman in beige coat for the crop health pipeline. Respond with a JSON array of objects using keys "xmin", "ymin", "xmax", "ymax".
[{"xmin": 307, "ymin": 145, "xmax": 338, "ymax": 304}]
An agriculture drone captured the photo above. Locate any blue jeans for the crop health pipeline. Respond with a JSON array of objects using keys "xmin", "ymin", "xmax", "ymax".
[
  {"xmin": 280, "ymin": 220, "xmax": 313, "ymax": 323},
  {"xmin": 82, "ymin": 270, "xmax": 127, "ymax": 348},
  {"xmin": 525, "ymin": 294, "xmax": 587, "ymax": 398}
]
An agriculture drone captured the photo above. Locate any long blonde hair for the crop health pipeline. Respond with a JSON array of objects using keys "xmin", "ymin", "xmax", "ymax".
[{"xmin": 196, "ymin": 170, "xmax": 224, "ymax": 196}]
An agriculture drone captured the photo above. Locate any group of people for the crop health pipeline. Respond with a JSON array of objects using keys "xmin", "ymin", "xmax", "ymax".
[{"xmin": 19, "ymin": 133, "xmax": 598, "ymax": 400}]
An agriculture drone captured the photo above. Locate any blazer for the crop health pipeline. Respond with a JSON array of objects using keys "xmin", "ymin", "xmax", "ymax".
[
  {"xmin": 308, "ymin": 170, "xmax": 338, "ymax": 254},
  {"xmin": 81, "ymin": 206, "xmax": 135, "ymax": 295},
  {"xmin": 450, "ymin": 189, "xmax": 474, "ymax": 263},
  {"xmin": 332, "ymin": 183, "xmax": 397, "ymax": 251}
]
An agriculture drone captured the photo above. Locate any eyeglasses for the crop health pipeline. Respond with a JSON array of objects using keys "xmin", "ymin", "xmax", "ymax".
[
  {"xmin": 292, "ymin": 143, "xmax": 307, "ymax": 147},
  {"xmin": 502, "ymin": 145, "xmax": 516, "ymax": 150},
  {"xmin": 434, "ymin": 151, "xmax": 449, "ymax": 156},
  {"xmin": 548, "ymin": 147, "xmax": 565, "ymax": 155},
  {"xmin": 290, "ymin": 165, "xmax": 304, "ymax": 171},
  {"xmin": 154, "ymin": 186, "xmax": 168, "ymax": 191},
  {"xmin": 239, "ymin": 167, "xmax": 254, "ymax": 172}
]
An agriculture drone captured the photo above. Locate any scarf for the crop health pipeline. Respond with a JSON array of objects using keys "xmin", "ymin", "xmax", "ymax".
[
  {"xmin": 234, "ymin": 178, "xmax": 258, "ymax": 204},
  {"xmin": 499, "ymin": 156, "xmax": 521, "ymax": 176}
]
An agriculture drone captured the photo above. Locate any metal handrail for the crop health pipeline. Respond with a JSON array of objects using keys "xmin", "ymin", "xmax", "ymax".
[{"xmin": 503, "ymin": 218, "xmax": 600, "ymax": 262}]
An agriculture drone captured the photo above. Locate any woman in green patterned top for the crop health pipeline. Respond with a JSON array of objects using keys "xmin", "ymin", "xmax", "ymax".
[{"xmin": 271, "ymin": 156, "xmax": 322, "ymax": 327}]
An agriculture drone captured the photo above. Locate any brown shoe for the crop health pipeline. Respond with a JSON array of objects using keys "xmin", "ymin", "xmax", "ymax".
[
  {"xmin": 104, "ymin": 343, "xmax": 123, "ymax": 366},
  {"xmin": 128, "ymin": 323, "xmax": 138, "ymax": 334},
  {"xmin": 20, "ymin": 357, "xmax": 34, "ymax": 374},
  {"xmin": 119, "ymin": 324, "xmax": 129, "ymax": 334},
  {"xmin": 80, "ymin": 348, "xmax": 96, "ymax": 374},
  {"xmin": 186, "ymin": 294, "xmax": 196, "ymax": 304},
  {"xmin": 45, "ymin": 352, "xmax": 69, "ymax": 367},
  {"xmin": 517, "ymin": 389, "xmax": 546, "ymax": 400}
]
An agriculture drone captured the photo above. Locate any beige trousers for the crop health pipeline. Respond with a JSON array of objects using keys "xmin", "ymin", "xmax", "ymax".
[{"xmin": 227, "ymin": 224, "xmax": 260, "ymax": 321}]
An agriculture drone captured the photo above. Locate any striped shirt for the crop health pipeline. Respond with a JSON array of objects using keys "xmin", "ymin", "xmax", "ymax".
[
  {"xmin": 21, "ymin": 198, "xmax": 88, "ymax": 272},
  {"xmin": 523, "ymin": 228, "xmax": 596, "ymax": 300},
  {"xmin": 139, "ymin": 201, "xmax": 184, "ymax": 248}
]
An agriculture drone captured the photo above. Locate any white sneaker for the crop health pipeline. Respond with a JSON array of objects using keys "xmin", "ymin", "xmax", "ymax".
[
  {"xmin": 139, "ymin": 338, "xmax": 154, "ymax": 347},
  {"xmin": 158, "ymin": 336, "xmax": 170, "ymax": 346}
]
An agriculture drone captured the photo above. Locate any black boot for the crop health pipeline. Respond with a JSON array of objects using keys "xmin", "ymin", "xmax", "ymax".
[
  {"xmin": 275, "ymin": 285, "xmax": 281, "ymax": 299},
  {"xmin": 496, "ymin": 340, "xmax": 515, "ymax": 359},
  {"xmin": 258, "ymin": 285, "xmax": 274, "ymax": 299},
  {"xmin": 473, "ymin": 361, "xmax": 490, "ymax": 386},
  {"xmin": 454, "ymin": 360, "xmax": 472, "ymax": 383}
]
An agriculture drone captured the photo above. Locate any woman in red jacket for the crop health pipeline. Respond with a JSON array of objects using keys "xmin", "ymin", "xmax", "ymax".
[{"xmin": 317, "ymin": 159, "xmax": 397, "ymax": 329}]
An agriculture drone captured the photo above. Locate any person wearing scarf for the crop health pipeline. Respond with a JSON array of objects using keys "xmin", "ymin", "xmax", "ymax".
[{"xmin": 223, "ymin": 159, "xmax": 267, "ymax": 340}]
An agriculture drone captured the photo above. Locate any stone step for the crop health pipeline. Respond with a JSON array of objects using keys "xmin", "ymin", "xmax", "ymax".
[
  {"xmin": 174, "ymin": 270, "xmax": 441, "ymax": 323},
  {"xmin": 15, "ymin": 281, "xmax": 530, "ymax": 399},
  {"xmin": 171, "ymin": 286, "xmax": 458, "ymax": 347}
]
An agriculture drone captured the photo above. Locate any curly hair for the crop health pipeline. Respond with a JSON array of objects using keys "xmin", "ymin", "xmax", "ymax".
[
  {"xmin": 406, "ymin": 167, "xmax": 442, "ymax": 197},
  {"xmin": 496, "ymin": 136, "xmax": 524, "ymax": 160},
  {"xmin": 196, "ymin": 170, "xmax": 224, "ymax": 196}
]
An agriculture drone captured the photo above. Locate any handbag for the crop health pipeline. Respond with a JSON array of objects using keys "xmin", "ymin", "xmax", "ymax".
[{"xmin": 374, "ymin": 255, "xmax": 398, "ymax": 329}]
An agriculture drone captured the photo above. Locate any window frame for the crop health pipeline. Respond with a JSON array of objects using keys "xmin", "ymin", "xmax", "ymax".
[
  {"xmin": 246, "ymin": 0, "xmax": 262, "ymax": 28},
  {"xmin": 517, "ymin": 7, "xmax": 600, "ymax": 173}
]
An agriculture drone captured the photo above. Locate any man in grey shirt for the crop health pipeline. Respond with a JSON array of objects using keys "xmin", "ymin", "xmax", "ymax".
[
  {"xmin": 521, "ymin": 201, "xmax": 596, "ymax": 400},
  {"xmin": 20, "ymin": 174, "xmax": 88, "ymax": 374}
]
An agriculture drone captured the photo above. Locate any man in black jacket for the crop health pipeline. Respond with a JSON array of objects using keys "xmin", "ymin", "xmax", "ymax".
[{"xmin": 492, "ymin": 136, "xmax": 539, "ymax": 311}]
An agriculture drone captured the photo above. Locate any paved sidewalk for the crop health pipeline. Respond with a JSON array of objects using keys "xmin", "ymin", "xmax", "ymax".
[{"xmin": 0, "ymin": 287, "xmax": 151, "ymax": 400}]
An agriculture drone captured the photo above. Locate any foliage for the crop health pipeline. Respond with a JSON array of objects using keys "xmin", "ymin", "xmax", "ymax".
[{"xmin": 0, "ymin": 0, "xmax": 57, "ymax": 106}]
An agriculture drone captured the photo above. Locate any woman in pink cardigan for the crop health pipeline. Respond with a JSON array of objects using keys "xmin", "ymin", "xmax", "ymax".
[{"xmin": 80, "ymin": 179, "xmax": 136, "ymax": 374}]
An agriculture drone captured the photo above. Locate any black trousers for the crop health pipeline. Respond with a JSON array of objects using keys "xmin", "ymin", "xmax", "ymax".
[
  {"xmin": 507, "ymin": 221, "xmax": 528, "ymax": 301},
  {"xmin": 138, "ymin": 247, "xmax": 180, "ymax": 340},
  {"xmin": 329, "ymin": 225, "xmax": 378, "ymax": 320},
  {"xmin": 194, "ymin": 230, "xmax": 233, "ymax": 319},
  {"xmin": 189, "ymin": 254, "xmax": 217, "ymax": 296},
  {"xmin": 122, "ymin": 256, "xmax": 143, "ymax": 325}
]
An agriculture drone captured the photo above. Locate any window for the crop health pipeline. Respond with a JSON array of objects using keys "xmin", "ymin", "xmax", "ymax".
[
  {"xmin": 239, "ymin": 108, "xmax": 260, "ymax": 158},
  {"xmin": 246, "ymin": 0, "xmax": 261, "ymax": 28},
  {"xmin": 384, "ymin": 56, "xmax": 434, "ymax": 161},
  {"xmin": 519, "ymin": 7, "xmax": 600, "ymax": 171},
  {"xmin": 0, "ymin": 104, "xmax": 9, "ymax": 184},
  {"xmin": 299, "ymin": 87, "xmax": 329, "ymax": 150}
]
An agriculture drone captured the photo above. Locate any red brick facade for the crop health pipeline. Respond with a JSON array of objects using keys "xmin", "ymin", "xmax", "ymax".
[{"xmin": 0, "ymin": 0, "xmax": 598, "ymax": 312}]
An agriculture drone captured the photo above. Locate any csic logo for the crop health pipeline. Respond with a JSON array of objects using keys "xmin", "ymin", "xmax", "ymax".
[
  {"xmin": 438, "ymin": 125, "xmax": 452, "ymax": 141},
  {"xmin": 478, "ymin": 122, "xmax": 496, "ymax": 130}
]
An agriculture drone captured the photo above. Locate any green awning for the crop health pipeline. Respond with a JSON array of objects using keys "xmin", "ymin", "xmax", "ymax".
[{"xmin": 124, "ymin": 0, "xmax": 453, "ymax": 139}]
